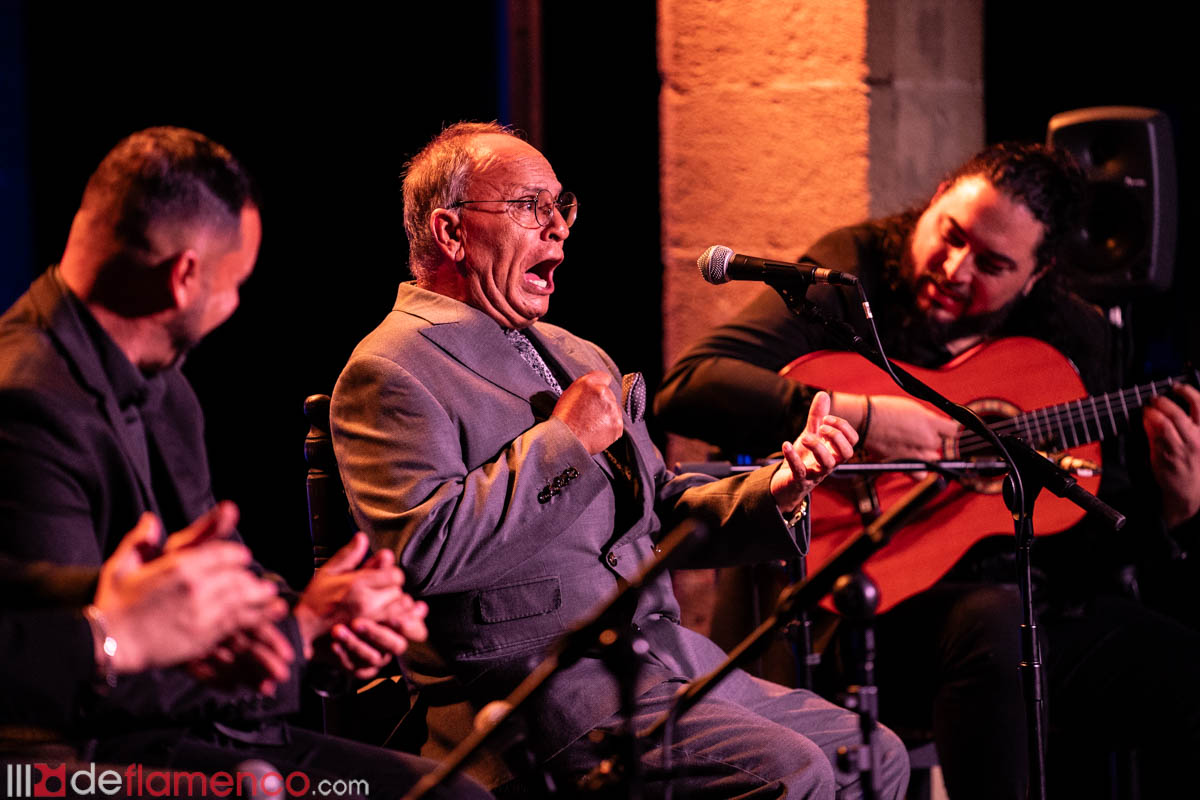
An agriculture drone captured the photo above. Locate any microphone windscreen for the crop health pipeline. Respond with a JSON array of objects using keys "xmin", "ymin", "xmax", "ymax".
[{"xmin": 698, "ymin": 245, "xmax": 734, "ymax": 284}]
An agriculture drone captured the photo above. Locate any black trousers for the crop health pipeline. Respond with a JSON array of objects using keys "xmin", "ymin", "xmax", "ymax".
[{"xmin": 865, "ymin": 582, "xmax": 1200, "ymax": 800}]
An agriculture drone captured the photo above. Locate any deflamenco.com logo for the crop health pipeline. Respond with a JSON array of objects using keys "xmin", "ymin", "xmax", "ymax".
[{"xmin": 5, "ymin": 762, "xmax": 369, "ymax": 798}]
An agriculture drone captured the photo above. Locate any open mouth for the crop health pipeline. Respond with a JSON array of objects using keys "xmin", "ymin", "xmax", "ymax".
[{"xmin": 523, "ymin": 259, "xmax": 559, "ymax": 292}]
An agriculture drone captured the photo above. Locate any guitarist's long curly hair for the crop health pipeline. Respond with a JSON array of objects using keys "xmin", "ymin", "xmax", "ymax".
[
  {"xmin": 875, "ymin": 147, "xmax": 1094, "ymax": 386},
  {"xmin": 938, "ymin": 142, "xmax": 1088, "ymax": 274}
]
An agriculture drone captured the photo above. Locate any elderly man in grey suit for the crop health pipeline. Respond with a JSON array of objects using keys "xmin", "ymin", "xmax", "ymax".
[{"xmin": 331, "ymin": 122, "xmax": 909, "ymax": 798}]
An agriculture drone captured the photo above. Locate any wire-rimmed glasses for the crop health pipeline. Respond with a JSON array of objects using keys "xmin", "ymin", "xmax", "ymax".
[{"xmin": 452, "ymin": 189, "xmax": 578, "ymax": 229}]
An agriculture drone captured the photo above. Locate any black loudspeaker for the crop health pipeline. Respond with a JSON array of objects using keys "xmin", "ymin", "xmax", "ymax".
[{"xmin": 1046, "ymin": 106, "xmax": 1177, "ymax": 302}]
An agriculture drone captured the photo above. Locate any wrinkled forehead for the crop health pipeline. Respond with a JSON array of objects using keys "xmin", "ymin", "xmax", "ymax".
[{"xmin": 468, "ymin": 134, "xmax": 561, "ymax": 194}]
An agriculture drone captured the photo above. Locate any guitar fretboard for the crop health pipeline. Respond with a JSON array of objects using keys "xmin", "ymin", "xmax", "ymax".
[{"xmin": 955, "ymin": 370, "xmax": 1199, "ymax": 457}]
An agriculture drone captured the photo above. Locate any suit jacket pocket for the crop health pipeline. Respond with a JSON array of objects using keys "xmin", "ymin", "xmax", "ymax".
[
  {"xmin": 476, "ymin": 575, "xmax": 562, "ymax": 623},
  {"xmin": 430, "ymin": 575, "xmax": 564, "ymax": 661}
]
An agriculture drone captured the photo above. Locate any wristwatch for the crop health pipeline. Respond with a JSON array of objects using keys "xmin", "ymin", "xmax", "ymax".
[{"xmin": 83, "ymin": 604, "xmax": 119, "ymax": 690}]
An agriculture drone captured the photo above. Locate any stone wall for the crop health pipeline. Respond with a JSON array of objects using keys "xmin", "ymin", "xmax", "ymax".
[
  {"xmin": 658, "ymin": 0, "xmax": 983, "ymax": 638},
  {"xmin": 659, "ymin": 0, "xmax": 983, "ymax": 464}
]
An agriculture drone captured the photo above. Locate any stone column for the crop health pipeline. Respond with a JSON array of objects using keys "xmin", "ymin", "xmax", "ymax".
[
  {"xmin": 658, "ymin": 0, "xmax": 982, "ymax": 636},
  {"xmin": 659, "ymin": 0, "xmax": 982, "ymax": 463},
  {"xmin": 867, "ymin": 0, "xmax": 984, "ymax": 217},
  {"xmin": 660, "ymin": 1, "xmax": 872, "ymax": 465}
]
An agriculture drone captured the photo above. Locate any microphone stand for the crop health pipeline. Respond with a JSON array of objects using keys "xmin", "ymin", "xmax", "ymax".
[
  {"xmin": 677, "ymin": 458, "xmax": 1008, "ymax": 697},
  {"xmin": 792, "ymin": 508, "xmax": 816, "ymax": 691},
  {"xmin": 831, "ymin": 570, "xmax": 882, "ymax": 800},
  {"xmin": 640, "ymin": 475, "xmax": 947, "ymax": 796},
  {"xmin": 774, "ymin": 282, "xmax": 1126, "ymax": 800},
  {"xmin": 400, "ymin": 517, "xmax": 710, "ymax": 800}
]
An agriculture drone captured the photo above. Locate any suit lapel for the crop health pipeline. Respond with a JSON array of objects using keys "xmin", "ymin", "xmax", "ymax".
[
  {"xmin": 396, "ymin": 283, "xmax": 650, "ymax": 494},
  {"xmin": 427, "ymin": 324, "xmax": 550, "ymax": 403},
  {"xmin": 28, "ymin": 270, "xmax": 158, "ymax": 515},
  {"xmin": 400, "ymin": 284, "xmax": 557, "ymax": 406},
  {"xmin": 525, "ymin": 324, "xmax": 587, "ymax": 381}
]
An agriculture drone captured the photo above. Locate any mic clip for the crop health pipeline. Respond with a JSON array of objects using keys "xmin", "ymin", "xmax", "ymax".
[{"xmin": 1044, "ymin": 451, "xmax": 1101, "ymax": 478}]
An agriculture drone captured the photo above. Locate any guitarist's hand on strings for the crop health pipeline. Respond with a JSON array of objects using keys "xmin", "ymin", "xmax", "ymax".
[
  {"xmin": 1144, "ymin": 384, "xmax": 1200, "ymax": 529},
  {"xmin": 770, "ymin": 391, "xmax": 857, "ymax": 513},
  {"xmin": 830, "ymin": 392, "xmax": 958, "ymax": 463}
]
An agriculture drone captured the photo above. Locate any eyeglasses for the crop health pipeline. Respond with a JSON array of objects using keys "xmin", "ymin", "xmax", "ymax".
[{"xmin": 452, "ymin": 189, "xmax": 578, "ymax": 229}]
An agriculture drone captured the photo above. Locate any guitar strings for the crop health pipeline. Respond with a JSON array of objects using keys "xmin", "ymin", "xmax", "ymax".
[{"xmin": 950, "ymin": 376, "xmax": 1184, "ymax": 457}]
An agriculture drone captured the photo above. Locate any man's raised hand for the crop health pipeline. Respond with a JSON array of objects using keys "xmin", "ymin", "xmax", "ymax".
[{"xmin": 770, "ymin": 391, "xmax": 858, "ymax": 513}]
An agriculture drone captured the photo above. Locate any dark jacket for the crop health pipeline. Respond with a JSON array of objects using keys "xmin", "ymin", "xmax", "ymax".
[{"xmin": 0, "ymin": 269, "xmax": 303, "ymax": 738}]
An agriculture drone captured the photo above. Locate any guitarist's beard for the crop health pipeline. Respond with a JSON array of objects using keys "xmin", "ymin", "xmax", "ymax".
[
  {"xmin": 898, "ymin": 237, "xmax": 1021, "ymax": 349},
  {"xmin": 924, "ymin": 296, "xmax": 1019, "ymax": 348}
]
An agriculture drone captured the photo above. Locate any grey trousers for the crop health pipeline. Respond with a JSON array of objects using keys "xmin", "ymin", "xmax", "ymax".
[{"xmin": 548, "ymin": 668, "xmax": 909, "ymax": 799}]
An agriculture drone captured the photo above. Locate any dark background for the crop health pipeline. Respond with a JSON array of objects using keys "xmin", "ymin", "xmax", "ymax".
[
  {"xmin": 985, "ymin": 1, "xmax": 1196, "ymax": 381},
  {"xmin": 0, "ymin": 1, "xmax": 660, "ymax": 585},
  {"xmin": 0, "ymin": 1, "xmax": 1190, "ymax": 586}
]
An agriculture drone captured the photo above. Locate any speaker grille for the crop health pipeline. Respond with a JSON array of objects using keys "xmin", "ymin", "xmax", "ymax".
[{"xmin": 1047, "ymin": 106, "xmax": 1177, "ymax": 301}]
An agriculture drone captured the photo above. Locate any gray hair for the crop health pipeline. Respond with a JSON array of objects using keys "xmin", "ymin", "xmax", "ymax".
[{"xmin": 402, "ymin": 121, "xmax": 521, "ymax": 283}]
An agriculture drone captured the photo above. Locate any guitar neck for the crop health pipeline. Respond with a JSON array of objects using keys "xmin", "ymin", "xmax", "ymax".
[{"xmin": 959, "ymin": 369, "xmax": 1199, "ymax": 454}]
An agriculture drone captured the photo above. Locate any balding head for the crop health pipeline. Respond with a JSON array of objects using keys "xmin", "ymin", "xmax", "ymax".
[{"xmin": 401, "ymin": 121, "xmax": 524, "ymax": 284}]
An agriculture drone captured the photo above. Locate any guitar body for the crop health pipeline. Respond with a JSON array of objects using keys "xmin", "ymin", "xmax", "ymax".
[{"xmin": 781, "ymin": 337, "xmax": 1101, "ymax": 613}]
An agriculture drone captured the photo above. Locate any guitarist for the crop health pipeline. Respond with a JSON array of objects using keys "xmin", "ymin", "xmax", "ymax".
[{"xmin": 656, "ymin": 142, "xmax": 1200, "ymax": 799}]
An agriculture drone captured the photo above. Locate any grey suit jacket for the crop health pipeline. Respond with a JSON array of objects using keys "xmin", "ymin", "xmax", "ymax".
[{"xmin": 331, "ymin": 282, "xmax": 802, "ymax": 781}]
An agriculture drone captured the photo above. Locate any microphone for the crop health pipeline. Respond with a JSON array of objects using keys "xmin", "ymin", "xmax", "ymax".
[{"xmin": 698, "ymin": 245, "xmax": 858, "ymax": 287}]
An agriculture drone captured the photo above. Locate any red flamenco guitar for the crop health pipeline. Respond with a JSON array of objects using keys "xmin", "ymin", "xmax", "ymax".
[{"xmin": 781, "ymin": 336, "xmax": 1197, "ymax": 614}]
